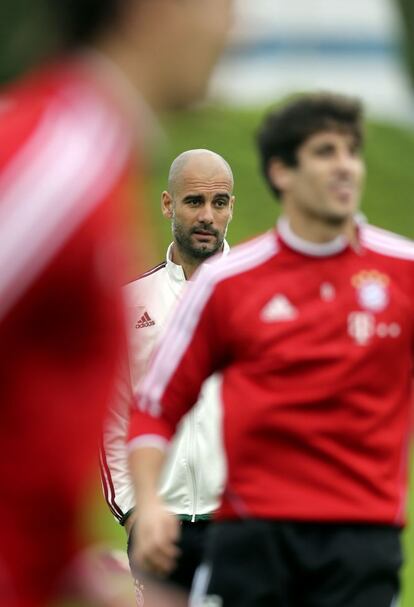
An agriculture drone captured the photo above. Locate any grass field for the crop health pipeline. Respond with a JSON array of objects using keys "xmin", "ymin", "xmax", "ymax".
[{"xmin": 90, "ymin": 105, "xmax": 414, "ymax": 605}]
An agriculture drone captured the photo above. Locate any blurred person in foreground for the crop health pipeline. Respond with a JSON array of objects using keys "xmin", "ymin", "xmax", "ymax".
[
  {"xmin": 0, "ymin": 1, "xmax": 233, "ymax": 606},
  {"xmin": 128, "ymin": 93, "xmax": 414, "ymax": 607},
  {"xmin": 101, "ymin": 149, "xmax": 233, "ymax": 594}
]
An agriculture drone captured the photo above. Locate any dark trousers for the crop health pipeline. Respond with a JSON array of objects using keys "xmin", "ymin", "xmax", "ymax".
[
  {"xmin": 191, "ymin": 520, "xmax": 402, "ymax": 607},
  {"xmin": 128, "ymin": 519, "xmax": 210, "ymax": 591}
]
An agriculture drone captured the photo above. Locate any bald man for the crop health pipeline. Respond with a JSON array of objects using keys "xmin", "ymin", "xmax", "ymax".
[{"xmin": 101, "ymin": 149, "xmax": 235, "ymax": 592}]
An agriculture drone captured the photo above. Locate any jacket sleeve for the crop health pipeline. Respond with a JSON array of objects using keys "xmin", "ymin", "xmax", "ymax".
[
  {"xmin": 100, "ymin": 282, "xmax": 162, "ymax": 524},
  {"xmin": 100, "ymin": 353, "xmax": 136, "ymax": 525},
  {"xmin": 128, "ymin": 263, "xmax": 228, "ymax": 451}
]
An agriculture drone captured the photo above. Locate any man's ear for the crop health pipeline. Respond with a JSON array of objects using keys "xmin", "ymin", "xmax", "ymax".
[
  {"xmin": 268, "ymin": 158, "xmax": 292, "ymax": 194},
  {"xmin": 228, "ymin": 195, "xmax": 235, "ymax": 221},
  {"xmin": 161, "ymin": 191, "xmax": 174, "ymax": 219}
]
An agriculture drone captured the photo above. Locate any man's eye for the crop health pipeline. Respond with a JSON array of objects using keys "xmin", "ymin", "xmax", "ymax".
[
  {"xmin": 315, "ymin": 147, "xmax": 333, "ymax": 156},
  {"xmin": 349, "ymin": 146, "xmax": 361, "ymax": 156}
]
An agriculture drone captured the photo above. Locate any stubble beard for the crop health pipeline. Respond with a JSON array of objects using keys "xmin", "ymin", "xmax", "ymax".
[{"xmin": 172, "ymin": 220, "xmax": 224, "ymax": 260}]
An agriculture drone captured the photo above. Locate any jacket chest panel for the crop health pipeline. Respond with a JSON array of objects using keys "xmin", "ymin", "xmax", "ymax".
[
  {"xmin": 227, "ymin": 256, "xmax": 412, "ymax": 373},
  {"xmin": 125, "ymin": 274, "xmax": 184, "ymax": 383}
]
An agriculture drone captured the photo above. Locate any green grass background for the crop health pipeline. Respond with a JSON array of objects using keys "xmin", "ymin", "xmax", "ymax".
[{"xmin": 89, "ymin": 106, "xmax": 414, "ymax": 605}]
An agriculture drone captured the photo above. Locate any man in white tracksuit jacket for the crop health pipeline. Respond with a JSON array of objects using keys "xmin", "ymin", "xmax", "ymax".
[{"xmin": 101, "ymin": 148, "xmax": 234, "ymax": 590}]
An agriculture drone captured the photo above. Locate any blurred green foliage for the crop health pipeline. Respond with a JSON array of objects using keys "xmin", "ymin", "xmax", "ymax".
[{"xmin": 0, "ymin": 0, "xmax": 57, "ymax": 84}]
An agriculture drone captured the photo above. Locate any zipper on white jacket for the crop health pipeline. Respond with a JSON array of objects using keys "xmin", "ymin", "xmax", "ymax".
[{"xmin": 187, "ymin": 408, "xmax": 198, "ymax": 522}]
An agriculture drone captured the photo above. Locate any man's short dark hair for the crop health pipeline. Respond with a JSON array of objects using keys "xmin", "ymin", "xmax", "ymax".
[
  {"xmin": 46, "ymin": 0, "xmax": 128, "ymax": 49},
  {"xmin": 256, "ymin": 92, "xmax": 364, "ymax": 199}
]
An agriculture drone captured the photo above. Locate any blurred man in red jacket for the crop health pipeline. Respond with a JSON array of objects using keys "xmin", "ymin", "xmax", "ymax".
[{"xmin": 0, "ymin": 1, "xmax": 233, "ymax": 605}]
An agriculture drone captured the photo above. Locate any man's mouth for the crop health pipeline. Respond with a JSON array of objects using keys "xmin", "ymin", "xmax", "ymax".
[
  {"xmin": 330, "ymin": 182, "xmax": 356, "ymax": 202},
  {"xmin": 192, "ymin": 229, "xmax": 217, "ymax": 240}
]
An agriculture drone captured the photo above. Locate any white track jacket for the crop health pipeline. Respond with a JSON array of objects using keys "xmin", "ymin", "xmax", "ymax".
[{"xmin": 101, "ymin": 243, "xmax": 228, "ymax": 523}]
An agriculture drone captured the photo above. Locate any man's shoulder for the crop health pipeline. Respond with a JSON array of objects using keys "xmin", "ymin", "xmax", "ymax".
[
  {"xmin": 361, "ymin": 223, "xmax": 414, "ymax": 262},
  {"xmin": 1, "ymin": 61, "xmax": 130, "ymax": 156},
  {"xmin": 126, "ymin": 261, "xmax": 167, "ymax": 286},
  {"xmin": 0, "ymin": 65, "xmax": 74, "ymax": 140},
  {"xmin": 0, "ymin": 62, "xmax": 131, "ymax": 184},
  {"xmin": 123, "ymin": 261, "xmax": 168, "ymax": 299},
  {"xmin": 0, "ymin": 73, "xmax": 52, "ymax": 167}
]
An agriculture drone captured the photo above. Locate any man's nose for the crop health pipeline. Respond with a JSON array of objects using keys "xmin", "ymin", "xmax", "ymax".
[
  {"xmin": 336, "ymin": 151, "xmax": 356, "ymax": 175},
  {"xmin": 197, "ymin": 204, "xmax": 214, "ymax": 224}
]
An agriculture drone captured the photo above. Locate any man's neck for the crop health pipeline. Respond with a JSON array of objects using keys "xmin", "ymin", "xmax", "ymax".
[
  {"xmin": 283, "ymin": 203, "xmax": 358, "ymax": 247},
  {"xmin": 170, "ymin": 245, "xmax": 202, "ymax": 280},
  {"xmin": 91, "ymin": 36, "xmax": 164, "ymax": 114},
  {"xmin": 171, "ymin": 243, "xmax": 225, "ymax": 280}
]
